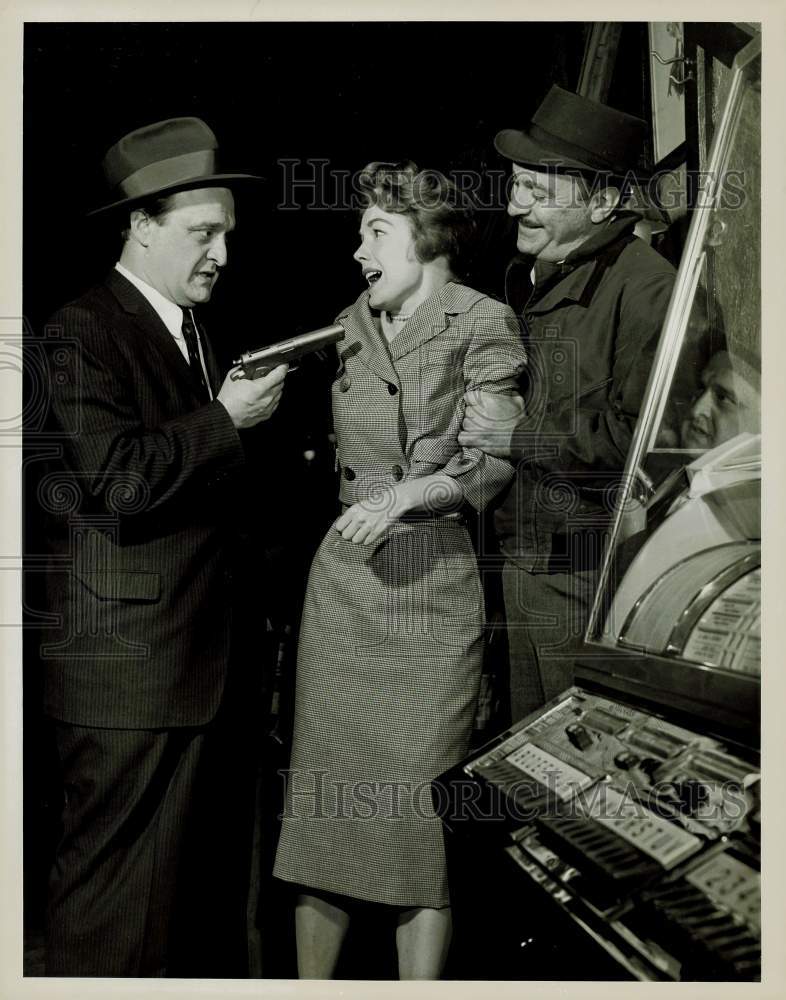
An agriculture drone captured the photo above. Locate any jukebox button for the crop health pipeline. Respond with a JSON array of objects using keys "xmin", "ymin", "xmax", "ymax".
[
  {"xmin": 614, "ymin": 751, "xmax": 641, "ymax": 770},
  {"xmin": 566, "ymin": 723, "xmax": 592, "ymax": 751}
]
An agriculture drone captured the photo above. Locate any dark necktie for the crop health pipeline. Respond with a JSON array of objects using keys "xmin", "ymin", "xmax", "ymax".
[{"xmin": 181, "ymin": 310, "xmax": 210, "ymax": 401}]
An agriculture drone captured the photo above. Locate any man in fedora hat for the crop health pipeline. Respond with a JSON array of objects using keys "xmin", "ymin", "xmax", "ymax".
[
  {"xmin": 460, "ymin": 86, "xmax": 680, "ymax": 722},
  {"xmin": 40, "ymin": 117, "xmax": 287, "ymax": 976}
]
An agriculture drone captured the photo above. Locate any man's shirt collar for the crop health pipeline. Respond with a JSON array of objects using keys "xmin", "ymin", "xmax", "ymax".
[{"xmin": 115, "ymin": 262, "xmax": 184, "ymax": 341}]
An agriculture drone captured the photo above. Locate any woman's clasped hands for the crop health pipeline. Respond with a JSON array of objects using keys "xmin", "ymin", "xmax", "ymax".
[
  {"xmin": 334, "ymin": 482, "xmax": 415, "ymax": 546},
  {"xmin": 334, "ymin": 473, "xmax": 462, "ymax": 546}
]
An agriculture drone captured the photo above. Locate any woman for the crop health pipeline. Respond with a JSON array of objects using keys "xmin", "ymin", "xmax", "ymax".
[{"xmin": 273, "ymin": 161, "xmax": 527, "ymax": 979}]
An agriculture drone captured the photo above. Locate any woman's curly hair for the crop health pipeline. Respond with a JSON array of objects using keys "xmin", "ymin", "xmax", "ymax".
[{"xmin": 356, "ymin": 160, "xmax": 477, "ymax": 278}]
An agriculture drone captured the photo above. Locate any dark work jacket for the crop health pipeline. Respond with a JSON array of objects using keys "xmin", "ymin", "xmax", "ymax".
[{"xmin": 494, "ymin": 213, "xmax": 677, "ymax": 572}]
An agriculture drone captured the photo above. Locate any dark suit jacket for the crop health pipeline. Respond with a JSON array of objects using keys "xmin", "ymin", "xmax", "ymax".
[{"xmin": 41, "ymin": 269, "xmax": 247, "ymax": 729}]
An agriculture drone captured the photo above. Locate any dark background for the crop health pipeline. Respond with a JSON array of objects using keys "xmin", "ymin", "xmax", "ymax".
[
  {"xmin": 22, "ymin": 20, "xmax": 652, "ymax": 977},
  {"xmin": 23, "ymin": 21, "xmax": 653, "ymax": 338},
  {"xmin": 23, "ymin": 19, "xmax": 650, "ymax": 571}
]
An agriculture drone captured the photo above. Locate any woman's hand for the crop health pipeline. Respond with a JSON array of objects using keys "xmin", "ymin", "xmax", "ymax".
[
  {"xmin": 334, "ymin": 485, "xmax": 414, "ymax": 546},
  {"xmin": 333, "ymin": 475, "xmax": 462, "ymax": 546}
]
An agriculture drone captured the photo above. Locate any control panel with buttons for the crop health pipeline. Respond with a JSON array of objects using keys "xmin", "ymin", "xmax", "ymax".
[{"xmin": 443, "ymin": 686, "xmax": 760, "ymax": 981}]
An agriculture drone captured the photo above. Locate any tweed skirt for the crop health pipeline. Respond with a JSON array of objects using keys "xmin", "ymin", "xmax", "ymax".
[{"xmin": 273, "ymin": 514, "xmax": 484, "ymax": 908}]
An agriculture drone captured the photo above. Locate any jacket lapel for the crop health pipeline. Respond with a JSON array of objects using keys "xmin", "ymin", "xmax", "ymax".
[
  {"xmin": 524, "ymin": 260, "xmax": 598, "ymax": 315},
  {"xmin": 389, "ymin": 282, "xmax": 485, "ymax": 362},
  {"xmin": 336, "ymin": 294, "xmax": 400, "ymax": 386},
  {"xmin": 507, "ymin": 213, "xmax": 639, "ymax": 318},
  {"xmin": 336, "ymin": 283, "xmax": 486, "ymax": 381},
  {"xmin": 105, "ymin": 269, "xmax": 212, "ymax": 399}
]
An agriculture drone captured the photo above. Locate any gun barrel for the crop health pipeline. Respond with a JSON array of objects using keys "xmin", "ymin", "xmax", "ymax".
[{"xmin": 234, "ymin": 323, "xmax": 345, "ymax": 367}]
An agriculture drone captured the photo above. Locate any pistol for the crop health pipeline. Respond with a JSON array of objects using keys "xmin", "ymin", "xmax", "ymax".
[{"xmin": 231, "ymin": 322, "xmax": 345, "ymax": 380}]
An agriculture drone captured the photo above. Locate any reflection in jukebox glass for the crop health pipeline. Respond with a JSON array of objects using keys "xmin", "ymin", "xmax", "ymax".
[{"xmin": 587, "ymin": 35, "xmax": 761, "ymax": 686}]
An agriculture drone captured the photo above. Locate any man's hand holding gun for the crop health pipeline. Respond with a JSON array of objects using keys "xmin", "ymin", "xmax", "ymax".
[{"xmin": 217, "ymin": 323, "xmax": 345, "ymax": 430}]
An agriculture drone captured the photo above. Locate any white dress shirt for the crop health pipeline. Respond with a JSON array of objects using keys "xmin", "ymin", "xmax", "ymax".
[{"xmin": 114, "ymin": 262, "xmax": 213, "ymax": 398}]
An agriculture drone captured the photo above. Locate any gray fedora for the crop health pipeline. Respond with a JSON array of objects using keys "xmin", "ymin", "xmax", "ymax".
[{"xmin": 88, "ymin": 116, "xmax": 262, "ymax": 216}]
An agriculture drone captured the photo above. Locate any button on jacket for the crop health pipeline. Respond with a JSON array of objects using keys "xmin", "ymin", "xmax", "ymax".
[
  {"xmin": 41, "ymin": 269, "xmax": 246, "ymax": 729},
  {"xmin": 333, "ymin": 281, "xmax": 528, "ymax": 512},
  {"xmin": 494, "ymin": 214, "xmax": 678, "ymax": 571},
  {"xmin": 274, "ymin": 280, "xmax": 528, "ymax": 910}
]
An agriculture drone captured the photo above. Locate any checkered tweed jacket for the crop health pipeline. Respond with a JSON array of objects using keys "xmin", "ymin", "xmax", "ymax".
[
  {"xmin": 333, "ymin": 281, "xmax": 528, "ymax": 511},
  {"xmin": 273, "ymin": 282, "xmax": 529, "ymax": 907}
]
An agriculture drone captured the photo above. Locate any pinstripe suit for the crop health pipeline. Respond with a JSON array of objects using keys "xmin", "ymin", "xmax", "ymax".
[
  {"xmin": 41, "ymin": 269, "xmax": 254, "ymax": 975},
  {"xmin": 274, "ymin": 282, "xmax": 527, "ymax": 907}
]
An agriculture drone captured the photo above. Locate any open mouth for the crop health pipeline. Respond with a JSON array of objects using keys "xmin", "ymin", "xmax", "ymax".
[{"xmin": 364, "ymin": 269, "xmax": 382, "ymax": 285}]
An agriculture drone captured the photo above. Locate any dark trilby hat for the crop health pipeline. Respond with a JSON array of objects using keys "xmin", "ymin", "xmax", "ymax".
[
  {"xmin": 88, "ymin": 116, "xmax": 262, "ymax": 216},
  {"xmin": 495, "ymin": 85, "xmax": 647, "ymax": 181}
]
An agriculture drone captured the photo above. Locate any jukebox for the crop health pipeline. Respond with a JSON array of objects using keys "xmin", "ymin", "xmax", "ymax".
[{"xmin": 436, "ymin": 25, "xmax": 761, "ymax": 982}]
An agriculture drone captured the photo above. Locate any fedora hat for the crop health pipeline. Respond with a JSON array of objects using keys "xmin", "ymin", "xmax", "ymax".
[
  {"xmin": 88, "ymin": 116, "xmax": 262, "ymax": 216},
  {"xmin": 495, "ymin": 85, "xmax": 647, "ymax": 181}
]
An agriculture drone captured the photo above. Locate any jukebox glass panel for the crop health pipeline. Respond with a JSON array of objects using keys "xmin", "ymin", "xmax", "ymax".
[{"xmin": 587, "ymin": 34, "xmax": 760, "ymax": 681}]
